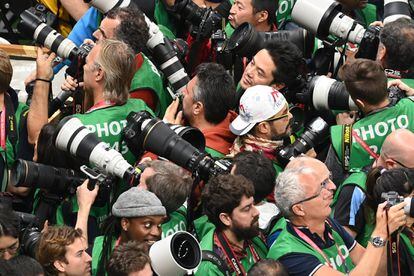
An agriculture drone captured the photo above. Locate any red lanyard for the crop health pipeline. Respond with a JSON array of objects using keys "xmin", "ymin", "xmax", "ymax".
[
  {"xmin": 87, "ymin": 100, "xmax": 116, "ymax": 113},
  {"xmin": 292, "ymin": 225, "xmax": 349, "ymax": 273},
  {"xmin": 216, "ymin": 232, "xmax": 260, "ymax": 275},
  {"xmin": 352, "ymin": 130, "xmax": 379, "ymax": 160},
  {"xmin": 0, "ymin": 106, "xmax": 6, "ymax": 150}
]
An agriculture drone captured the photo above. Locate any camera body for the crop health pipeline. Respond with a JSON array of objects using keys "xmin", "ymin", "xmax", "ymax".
[
  {"xmin": 276, "ymin": 117, "xmax": 329, "ymax": 167},
  {"xmin": 382, "ymin": 191, "xmax": 414, "ymax": 217},
  {"xmin": 15, "ymin": 211, "xmax": 42, "ymax": 259}
]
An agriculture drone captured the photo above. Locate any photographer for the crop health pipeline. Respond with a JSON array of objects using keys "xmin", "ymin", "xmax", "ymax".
[
  {"xmin": 37, "ymin": 226, "xmax": 91, "ymax": 276},
  {"xmin": 137, "ymin": 160, "xmax": 192, "ymax": 238},
  {"xmin": 0, "ymin": 205, "xmax": 20, "ymax": 260},
  {"xmin": 229, "ymin": 85, "xmax": 293, "ymax": 174},
  {"xmin": 327, "ymin": 58, "xmax": 414, "ymax": 186},
  {"xmin": 364, "ymin": 167, "xmax": 414, "ymax": 275},
  {"xmin": 237, "ymin": 40, "xmax": 305, "ymax": 104},
  {"xmin": 0, "ymin": 50, "xmax": 33, "ymax": 203},
  {"xmin": 332, "ymin": 129, "xmax": 414, "ymax": 246},
  {"xmin": 376, "ymin": 18, "xmax": 414, "ymax": 88},
  {"xmin": 164, "ymin": 62, "xmax": 236, "ymax": 157},
  {"xmin": 92, "ymin": 188, "xmax": 166, "ymax": 275},
  {"xmin": 267, "ymin": 157, "xmax": 407, "ymax": 276},
  {"xmin": 62, "ymin": 7, "xmax": 171, "ymax": 117},
  {"xmin": 196, "ymin": 174, "xmax": 267, "ymax": 275},
  {"xmin": 106, "ymin": 240, "xmax": 152, "ymax": 276}
]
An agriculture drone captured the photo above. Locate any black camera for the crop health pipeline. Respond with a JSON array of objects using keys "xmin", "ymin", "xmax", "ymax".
[
  {"xmin": 123, "ymin": 111, "xmax": 232, "ymax": 181},
  {"xmin": 382, "ymin": 191, "xmax": 414, "ymax": 217},
  {"xmin": 173, "ymin": 0, "xmax": 231, "ymax": 39},
  {"xmin": 11, "ymin": 159, "xmax": 113, "ymax": 207},
  {"xmin": 15, "ymin": 211, "xmax": 41, "ymax": 259},
  {"xmin": 276, "ymin": 117, "xmax": 329, "ymax": 167},
  {"xmin": 226, "ymin": 22, "xmax": 314, "ymax": 59}
]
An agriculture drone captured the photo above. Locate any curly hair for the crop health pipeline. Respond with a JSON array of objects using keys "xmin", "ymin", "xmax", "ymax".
[
  {"xmin": 107, "ymin": 240, "xmax": 151, "ymax": 276},
  {"xmin": 380, "ymin": 18, "xmax": 414, "ymax": 71},
  {"xmin": 202, "ymin": 174, "xmax": 254, "ymax": 230},
  {"xmin": 36, "ymin": 226, "xmax": 83, "ymax": 276},
  {"xmin": 108, "ymin": 7, "xmax": 149, "ymax": 54}
]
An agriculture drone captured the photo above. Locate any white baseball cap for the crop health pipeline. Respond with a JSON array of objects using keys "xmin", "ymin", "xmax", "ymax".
[{"xmin": 230, "ymin": 85, "xmax": 288, "ymax": 136}]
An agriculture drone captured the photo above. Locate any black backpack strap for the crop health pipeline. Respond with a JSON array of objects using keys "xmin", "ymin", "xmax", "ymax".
[{"xmin": 202, "ymin": 250, "xmax": 232, "ymax": 276}]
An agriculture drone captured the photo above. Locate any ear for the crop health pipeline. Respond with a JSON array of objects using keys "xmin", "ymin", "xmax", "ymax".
[
  {"xmin": 95, "ymin": 66, "xmax": 104, "ymax": 82},
  {"xmin": 271, "ymin": 83, "xmax": 285, "ymax": 91},
  {"xmin": 256, "ymin": 121, "xmax": 270, "ymax": 135},
  {"xmin": 385, "ymin": 159, "xmax": 399, "ymax": 169},
  {"xmin": 256, "ymin": 10, "xmax": 268, "ymax": 24},
  {"xmin": 291, "ymin": 204, "xmax": 305, "ymax": 217},
  {"xmin": 193, "ymin": 101, "xmax": 203, "ymax": 116},
  {"xmin": 121, "ymin": 218, "xmax": 129, "ymax": 232},
  {"xmin": 376, "ymin": 44, "xmax": 387, "ymax": 63},
  {"xmin": 219, "ymin": 212, "xmax": 232, "ymax": 228},
  {"xmin": 54, "ymin": 260, "xmax": 66, "ymax": 273},
  {"xmin": 355, "ymin": 99, "xmax": 365, "ymax": 110}
]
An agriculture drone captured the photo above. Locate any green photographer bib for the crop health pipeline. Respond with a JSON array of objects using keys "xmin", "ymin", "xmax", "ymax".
[
  {"xmin": 161, "ymin": 205, "xmax": 188, "ymax": 239},
  {"xmin": 331, "ymin": 97, "xmax": 414, "ymax": 171}
]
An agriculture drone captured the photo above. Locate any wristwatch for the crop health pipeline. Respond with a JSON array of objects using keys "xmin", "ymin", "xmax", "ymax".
[{"xmin": 370, "ymin": 236, "xmax": 387, "ymax": 247}]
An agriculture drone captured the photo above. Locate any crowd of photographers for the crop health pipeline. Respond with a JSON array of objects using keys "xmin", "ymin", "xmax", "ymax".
[{"xmin": 0, "ymin": 0, "xmax": 414, "ymax": 275}]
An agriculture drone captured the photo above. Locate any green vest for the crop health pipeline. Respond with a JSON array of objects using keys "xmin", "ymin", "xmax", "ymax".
[
  {"xmin": 267, "ymin": 222, "xmax": 355, "ymax": 273},
  {"xmin": 331, "ymin": 97, "xmax": 414, "ymax": 171},
  {"xmin": 56, "ymin": 99, "xmax": 153, "ymax": 225},
  {"xmin": 331, "ymin": 172, "xmax": 374, "ymax": 247},
  {"xmin": 194, "ymin": 215, "xmax": 215, "ymax": 240},
  {"xmin": 205, "ymin": 147, "xmax": 225, "ymax": 158},
  {"xmin": 91, "ymin": 235, "xmax": 116, "ymax": 276},
  {"xmin": 0, "ymin": 103, "xmax": 28, "ymax": 192},
  {"xmin": 276, "ymin": 0, "xmax": 296, "ymax": 28},
  {"xmin": 154, "ymin": 0, "xmax": 178, "ymax": 36},
  {"xmin": 355, "ymin": 4, "xmax": 377, "ymax": 27},
  {"xmin": 130, "ymin": 53, "xmax": 172, "ymax": 118},
  {"xmin": 161, "ymin": 205, "xmax": 187, "ymax": 239},
  {"xmin": 401, "ymin": 232, "xmax": 414, "ymax": 261},
  {"xmin": 267, "ymin": 217, "xmax": 287, "ymax": 246},
  {"xmin": 196, "ymin": 229, "xmax": 268, "ymax": 276}
]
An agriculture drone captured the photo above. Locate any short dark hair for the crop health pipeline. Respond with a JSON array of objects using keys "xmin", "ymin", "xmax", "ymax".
[
  {"xmin": 380, "ymin": 18, "xmax": 414, "ymax": 71},
  {"xmin": 202, "ymin": 174, "xmax": 254, "ymax": 230},
  {"xmin": 338, "ymin": 59, "xmax": 388, "ymax": 105},
  {"xmin": 7, "ymin": 255, "xmax": 44, "ymax": 276},
  {"xmin": 109, "ymin": 7, "xmax": 149, "ymax": 54},
  {"xmin": 146, "ymin": 160, "xmax": 192, "ymax": 213},
  {"xmin": 194, "ymin": 63, "xmax": 236, "ymax": 124},
  {"xmin": 232, "ymin": 151, "xmax": 276, "ymax": 204},
  {"xmin": 248, "ymin": 259, "xmax": 288, "ymax": 276},
  {"xmin": 37, "ymin": 226, "xmax": 83, "ymax": 276},
  {"xmin": 264, "ymin": 40, "xmax": 304, "ymax": 88},
  {"xmin": 107, "ymin": 241, "xmax": 151, "ymax": 276},
  {"xmin": 252, "ymin": 0, "xmax": 278, "ymax": 25},
  {"xmin": 0, "ymin": 207, "xmax": 20, "ymax": 239}
]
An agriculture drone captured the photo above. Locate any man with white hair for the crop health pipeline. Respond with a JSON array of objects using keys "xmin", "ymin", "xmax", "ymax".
[{"xmin": 267, "ymin": 157, "xmax": 407, "ymax": 276}]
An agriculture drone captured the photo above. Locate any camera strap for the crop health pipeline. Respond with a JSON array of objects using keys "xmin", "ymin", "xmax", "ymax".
[
  {"xmin": 216, "ymin": 231, "xmax": 260, "ymax": 275},
  {"xmin": 342, "ymin": 125, "xmax": 379, "ymax": 171},
  {"xmin": 3, "ymin": 93, "xmax": 17, "ymax": 155},
  {"xmin": 202, "ymin": 250, "xmax": 232, "ymax": 276},
  {"xmin": 388, "ymin": 232, "xmax": 402, "ymax": 276}
]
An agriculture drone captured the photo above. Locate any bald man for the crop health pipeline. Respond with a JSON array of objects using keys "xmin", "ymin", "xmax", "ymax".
[
  {"xmin": 267, "ymin": 157, "xmax": 405, "ymax": 276},
  {"xmin": 332, "ymin": 129, "xmax": 414, "ymax": 245},
  {"xmin": 373, "ymin": 128, "xmax": 414, "ymax": 169}
]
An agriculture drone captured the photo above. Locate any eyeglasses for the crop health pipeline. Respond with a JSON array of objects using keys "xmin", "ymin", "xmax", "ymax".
[
  {"xmin": 0, "ymin": 240, "xmax": 19, "ymax": 258},
  {"xmin": 290, "ymin": 174, "xmax": 333, "ymax": 209},
  {"xmin": 265, "ymin": 104, "xmax": 290, "ymax": 122},
  {"xmin": 382, "ymin": 153, "xmax": 409, "ymax": 168}
]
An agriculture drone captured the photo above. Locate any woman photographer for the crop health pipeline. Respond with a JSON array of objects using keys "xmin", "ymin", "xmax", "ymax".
[{"xmin": 365, "ymin": 167, "xmax": 414, "ymax": 275}]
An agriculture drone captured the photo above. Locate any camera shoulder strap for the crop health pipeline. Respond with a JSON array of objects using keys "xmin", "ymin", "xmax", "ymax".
[
  {"xmin": 387, "ymin": 232, "xmax": 402, "ymax": 276},
  {"xmin": 342, "ymin": 124, "xmax": 379, "ymax": 171},
  {"xmin": 4, "ymin": 92, "xmax": 17, "ymax": 156},
  {"xmin": 202, "ymin": 250, "xmax": 232, "ymax": 276}
]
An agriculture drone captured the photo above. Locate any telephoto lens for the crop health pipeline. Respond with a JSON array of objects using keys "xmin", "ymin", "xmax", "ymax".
[{"xmin": 149, "ymin": 231, "xmax": 202, "ymax": 276}]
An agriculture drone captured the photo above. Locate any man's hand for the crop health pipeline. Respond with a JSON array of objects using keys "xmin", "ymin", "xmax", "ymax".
[
  {"xmin": 61, "ymin": 75, "xmax": 83, "ymax": 92},
  {"xmin": 336, "ymin": 111, "xmax": 357, "ymax": 125},
  {"xmin": 76, "ymin": 180, "xmax": 99, "ymax": 210},
  {"xmin": 163, "ymin": 98, "xmax": 184, "ymax": 125},
  {"xmin": 374, "ymin": 201, "xmax": 407, "ymax": 238},
  {"xmin": 36, "ymin": 47, "xmax": 56, "ymax": 80},
  {"xmin": 387, "ymin": 79, "xmax": 414, "ymax": 96}
]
